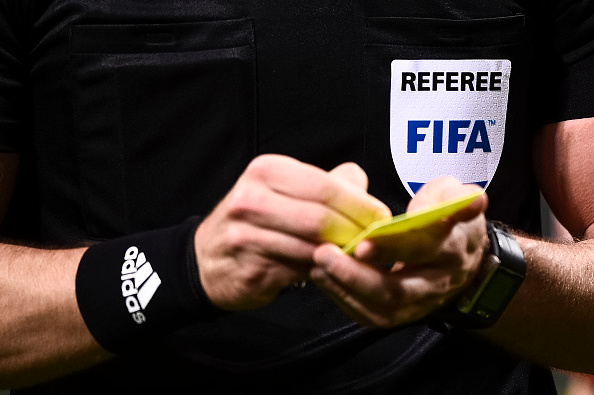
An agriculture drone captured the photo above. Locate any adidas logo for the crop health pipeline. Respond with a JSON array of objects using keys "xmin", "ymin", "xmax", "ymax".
[{"xmin": 120, "ymin": 246, "xmax": 162, "ymax": 324}]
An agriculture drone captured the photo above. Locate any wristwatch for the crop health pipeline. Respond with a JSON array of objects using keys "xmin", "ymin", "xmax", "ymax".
[{"xmin": 432, "ymin": 220, "xmax": 526, "ymax": 329}]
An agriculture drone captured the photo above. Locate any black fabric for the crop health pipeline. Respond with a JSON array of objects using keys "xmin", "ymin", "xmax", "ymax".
[
  {"xmin": 2, "ymin": 0, "xmax": 594, "ymax": 393},
  {"xmin": 76, "ymin": 216, "xmax": 223, "ymax": 354}
]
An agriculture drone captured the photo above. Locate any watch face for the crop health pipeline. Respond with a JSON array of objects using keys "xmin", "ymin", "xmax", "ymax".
[
  {"xmin": 456, "ymin": 254, "xmax": 524, "ymax": 318},
  {"xmin": 477, "ymin": 270, "xmax": 520, "ymax": 311}
]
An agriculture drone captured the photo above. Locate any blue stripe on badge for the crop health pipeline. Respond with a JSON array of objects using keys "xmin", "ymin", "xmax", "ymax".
[
  {"xmin": 408, "ymin": 181, "xmax": 487, "ymax": 194},
  {"xmin": 408, "ymin": 182, "xmax": 426, "ymax": 194}
]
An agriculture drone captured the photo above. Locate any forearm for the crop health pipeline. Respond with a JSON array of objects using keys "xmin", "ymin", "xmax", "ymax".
[
  {"xmin": 0, "ymin": 243, "xmax": 111, "ymax": 389},
  {"xmin": 481, "ymin": 234, "xmax": 594, "ymax": 373}
]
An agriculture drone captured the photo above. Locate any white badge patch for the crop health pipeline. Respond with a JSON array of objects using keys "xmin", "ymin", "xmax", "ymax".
[{"xmin": 390, "ymin": 59, "xmax": 511, "ymax": 196}]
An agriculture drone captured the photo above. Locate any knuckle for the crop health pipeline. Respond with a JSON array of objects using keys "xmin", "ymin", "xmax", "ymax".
[
  {"xmin": 224, "ymin": 224, "xmax": 252, "ymax": 252},
  {"xmin": 244, "ymin": 154, "xmax": 281, "ymax": 180},
  {"xmin": 226, "ymin": 184, "xmax": 265, "ymax": 219},
  {"xmin": 241, "ymin": 265, "xmax": 268, "ymax": 288},
  {"xmin": 345, "ymin": 162, "xmax": 369, "ymax": 183}
]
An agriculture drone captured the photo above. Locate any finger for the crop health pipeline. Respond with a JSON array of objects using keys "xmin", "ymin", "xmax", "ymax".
[
  {"xmin": 228, "ymin": 224, "xmax": 318, "ymax": 267},
  {"xmin": 224, "ymin": 180, "xmax": 365, "ymax": 246},
  {"xmin": 311, "ymin": 270, "xmax": 387, "ymax": 327},
  {"xmin": 312, "ymin": 245, "xmax": 457, "ymax": 326},
  {"xmin": 408, "ymin": 176, "xmax": 488, "ymax": 223},
  {"xmin": 197, "ymin": 218, "xmax": 319, "ymax": 271},
  {"xmin": 314, "ymin": 266, "xmax": 445, "ymax": 328},
  {"xmin": 244, "ymin": 155, "xmax": 391, "ymax": 228},
  {"xmin": 353, "ymin": 220, "xmax": 451, "ymax": 263},
  {"xmin": 313, "ymin": 244, "xmax": 395, "ymax": 304},
  {"xmin": 357, "ymin": 216, "xmax": 487, "ymax": 269},
  {"xmin": 328, "ymin": 162, "xmax": 369, "ymax": 190},
  {"xmin": 310, "ymin": 257, "xmax": 392, "ymax": 327},
  {"xmin": 311, "ymin": 245, "xmax": 439, "ymax": 326},
  {"xmin": 314, "ymin": 244, "xmax": 452, "ymax": 309},
  {"xmin": 354, "ymin": 178, "xmax": 486, "ymax": 262}
]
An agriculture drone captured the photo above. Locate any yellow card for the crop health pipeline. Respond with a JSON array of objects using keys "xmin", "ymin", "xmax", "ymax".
[{"xmin": 341, "ymin": 190, "xmax": 484, "ymax": 255}]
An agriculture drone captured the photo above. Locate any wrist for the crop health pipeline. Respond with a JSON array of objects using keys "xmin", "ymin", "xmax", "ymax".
[
  {"xmin": 429, "ymin": 220, "xmax": 526, "ymax": 330},
  {"xmin": 76, "ymin": 217, "xmax": 224, "ymax": 354}
]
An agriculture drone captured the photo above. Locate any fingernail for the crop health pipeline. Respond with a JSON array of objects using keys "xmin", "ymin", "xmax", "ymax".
[{"xmin": 314, "ymin": 244, "xmax": 338, "ymax": 265}]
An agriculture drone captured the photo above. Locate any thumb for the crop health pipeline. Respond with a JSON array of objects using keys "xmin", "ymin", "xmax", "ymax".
[{"xmin": 409, "ymin": 176, "xmax": 488, "ymax": 223}]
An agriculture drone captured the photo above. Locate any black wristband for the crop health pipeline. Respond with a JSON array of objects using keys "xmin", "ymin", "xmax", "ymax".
[{"xmin": 76, "ymin": 216, "xmax": 223, "ymax": 354}]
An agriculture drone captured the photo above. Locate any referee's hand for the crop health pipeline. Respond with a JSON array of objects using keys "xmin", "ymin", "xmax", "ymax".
[
  {"xmin": 193, "ymin": 154, "xmax": 391, "ymax": 311},
  {"xmin": 310, "ymin": 176, "xmax": 489, "ymax": 327}
]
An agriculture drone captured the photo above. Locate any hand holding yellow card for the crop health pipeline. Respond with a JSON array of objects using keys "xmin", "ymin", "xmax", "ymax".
[{"xmin": 341, "ymin": 190, "xmax": 484, "ymax": 255}]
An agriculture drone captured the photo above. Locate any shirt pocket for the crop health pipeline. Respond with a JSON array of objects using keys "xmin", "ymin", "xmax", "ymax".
[
  {"xmin": 69, "ymin": 19, "xmax": 256, "ymax": 239},
  {"xmin": 364, "ymin": 15, "xmax": 537, "ymax": 226}
]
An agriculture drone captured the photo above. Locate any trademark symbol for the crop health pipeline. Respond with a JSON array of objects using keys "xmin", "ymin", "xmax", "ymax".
[{"xmin": 488, "ymin": 120, "xmax": 496, "ymax": 126}]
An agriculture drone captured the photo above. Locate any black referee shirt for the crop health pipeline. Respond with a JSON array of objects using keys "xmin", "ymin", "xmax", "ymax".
[{"xmin": 2, "ymin": 0, "xmax": 593, "ymax": 393}]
